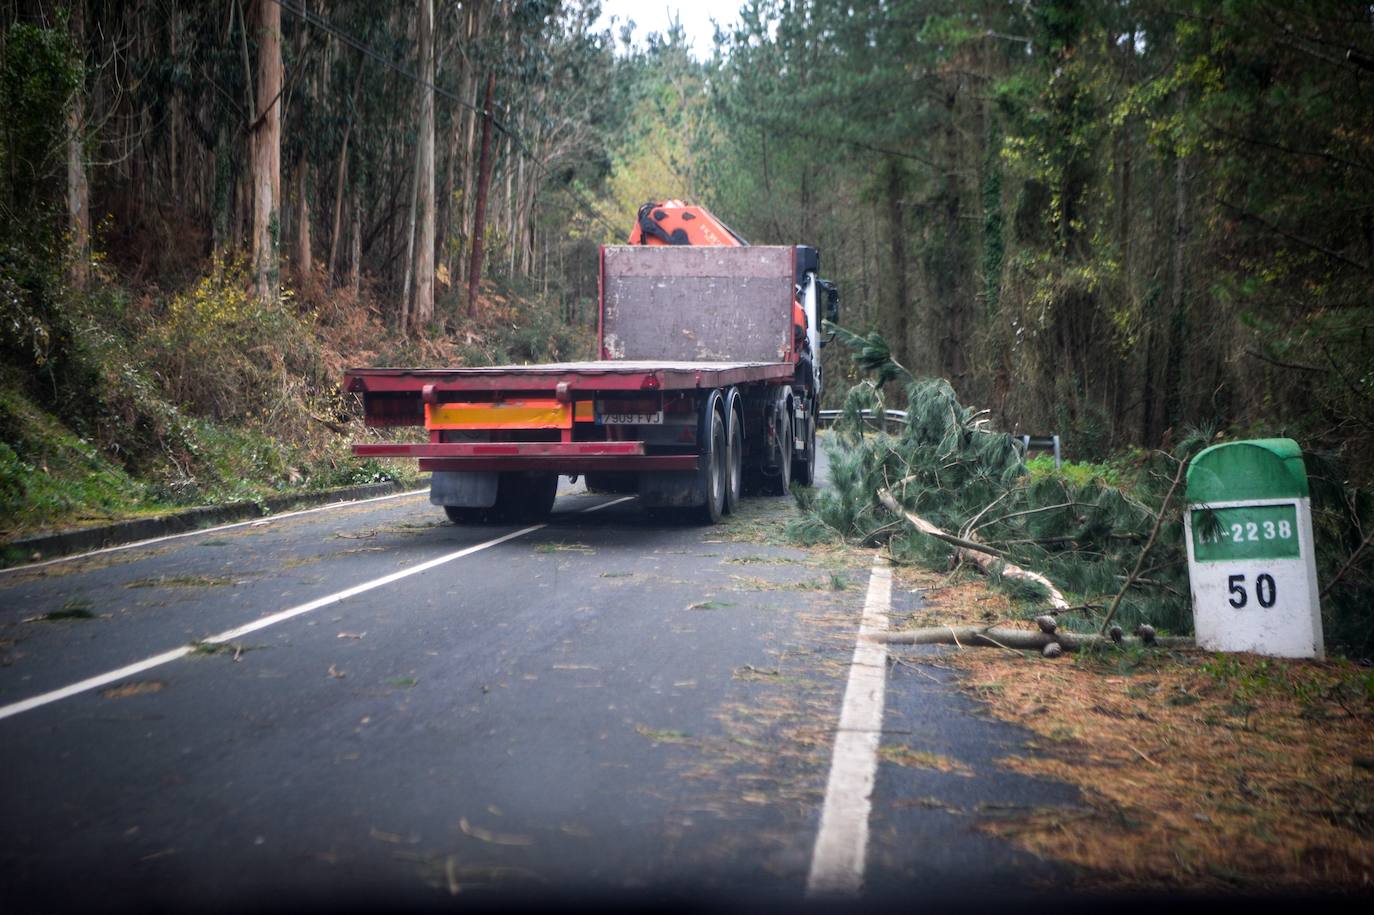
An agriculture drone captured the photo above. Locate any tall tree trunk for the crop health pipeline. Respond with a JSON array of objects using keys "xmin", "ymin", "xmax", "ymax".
[
  {"xmin": 413, "ymin": 0, "xmax": 436, "ymax": 328},
  {"xmin": 467, "ymin": 71, "xmax": 497, "ymax": 315},
  {"xmin": 327, "ymin": 108, "xmax": 354, "ymax": 284},
  {"xmin": 883, "ymin": 157, "xmax": 910, "ymax": 368},
  {"xmin": 349, "ymin": 194, "xmax": 361, "ymax": 298},
  {"xmin": 66, "ymin": 1, "xmax": 89, "ymax": 291},
  {"xmin": 251, "ymin": 0, "xmax": 282, "ymax": 301},
  {"xmin": 295, "ymin": 160, "xmax": 312, "ymax": 280},
  {"xmin": 456, "ymin": 3, "xmax": 486, "ymax": 286},
  {"xmin": 1162, "ymin": 139, "xmax": 1190, "ymax": 436},
  {"xmin": 939, "ymin": 87, "xmax": 966, "ymax": 386}
]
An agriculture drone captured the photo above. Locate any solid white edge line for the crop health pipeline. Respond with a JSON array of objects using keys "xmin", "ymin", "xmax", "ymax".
[
  {"xmin": 0, "ymin": 488, "xmax": 430, "ymax": 575},
  {"xmin": 0, "ymin": 494, "xmax": 636, "ymax": 722},
  {"xmin": 806, "ymin": 555, "xmax": 891, "ymax": 897}
]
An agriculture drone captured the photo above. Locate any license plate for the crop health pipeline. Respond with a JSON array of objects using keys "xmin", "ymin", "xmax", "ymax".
[{"xmin": 600, "ymin": 412, "xmax": 663, "ymax": 425}]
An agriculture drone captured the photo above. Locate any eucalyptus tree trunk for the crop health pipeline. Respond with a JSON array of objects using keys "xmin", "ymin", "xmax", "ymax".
[
  {"xmin": 328, "ymin": 110, "xmax": 353, "ymax": 284},
  {"xmin": 295, "ymin": 161, "xmax": 312, "ymax": 281},
  {"xmin": 66, "ymin": 1, "xmax": 90, "ymax": 291},
  {"xmin": 349, "ymin": 194, "xmax": 361, "ymax": 297},
  {"xmin": 250, "ymin": 0, "xmax": 282, "ymax": 301},
  {"xmin": 413, "ymin": 0, "xmax": 437, "ymax": 328},
  {"xmin": 467, "ymin": 71, "xmax": 497, "ymax": 314}
]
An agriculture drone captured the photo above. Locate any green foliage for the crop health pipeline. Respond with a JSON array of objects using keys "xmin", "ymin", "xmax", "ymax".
[
  {"xmin": 0, "ymin": 20, "xmax": 82, "ymax": 213},
  {"xmin": 145, "ymin": 256, "xmax": 333, "ymax": 426},
  {"xmin": 808, "ymin": 331, "xmax": 1202, "ymax": 634},
  {"xmin": 825, "ymin": 322, "xmax": 909, "ymax": 387}
]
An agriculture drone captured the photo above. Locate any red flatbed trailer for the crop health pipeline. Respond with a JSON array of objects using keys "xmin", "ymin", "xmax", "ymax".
[{"xmin": 345, "ymin": 245, "xmax": 837, "ymax": 524}]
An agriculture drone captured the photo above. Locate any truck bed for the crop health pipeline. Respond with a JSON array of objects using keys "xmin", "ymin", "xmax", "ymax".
[{"xmin": 345, "ymin": 360, "xmax": 794, "ymax": 394}]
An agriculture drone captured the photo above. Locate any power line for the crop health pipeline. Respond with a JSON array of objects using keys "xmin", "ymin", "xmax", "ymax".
[{"xmin": 269, "ymin": 0, "xmax": 622, "ymax": 238}]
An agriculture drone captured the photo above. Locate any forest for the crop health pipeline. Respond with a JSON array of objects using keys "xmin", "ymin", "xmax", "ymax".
[{"xmin": 1, "ymin": 0, "xmax": 1372, "ymax": 535}]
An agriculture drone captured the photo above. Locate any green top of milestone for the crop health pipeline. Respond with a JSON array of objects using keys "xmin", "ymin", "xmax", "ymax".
[{"xmin": 1186, "ymin": 438, "xmax": 1309, "ymax": 503}]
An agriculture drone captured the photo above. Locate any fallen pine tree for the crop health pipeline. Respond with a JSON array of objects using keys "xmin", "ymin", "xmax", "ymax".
[
  {"xmin": 875, "ymin": 487, "xmax": 1071, "ymax": 611},
  {"xmin": 791, "ymin": 326, "xmax": 1206, "ymax": 644}
]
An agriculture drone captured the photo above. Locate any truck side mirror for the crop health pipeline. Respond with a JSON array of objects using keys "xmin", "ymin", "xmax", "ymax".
[{"xmin": 824, "ymin": 284, "xmax": 840, "ymax": 323}]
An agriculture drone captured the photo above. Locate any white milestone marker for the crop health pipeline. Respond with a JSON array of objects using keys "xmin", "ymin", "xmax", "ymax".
[{"xmin": 1184, "ymin": 439, "xmax": 1323, "ymax": 659}]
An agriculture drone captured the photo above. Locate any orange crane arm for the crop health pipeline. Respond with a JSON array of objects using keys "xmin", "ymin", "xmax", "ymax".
[{"xmin": 627, "ymin": 200, "xmax": 748, "ymax": 247}]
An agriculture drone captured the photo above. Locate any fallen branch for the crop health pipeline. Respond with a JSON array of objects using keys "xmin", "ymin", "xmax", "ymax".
[
  {"xmin": 1038, "ymin": 603, "xmax": 1104, "ymax": 617},
  {"xmin": 877, "ymin": 488, "xmax": 1069, "ymax": 610},
  {"xmin": 1321, "ymin": 525, "xmax": 1374, "ymax": 600},
  {"xmin": 876, "ymin": 625, "xmax": 1193, "ymax": 652},
  {"xmin": 1099, "ymin": 455, "xmax": 1187, "ymax": 635}
]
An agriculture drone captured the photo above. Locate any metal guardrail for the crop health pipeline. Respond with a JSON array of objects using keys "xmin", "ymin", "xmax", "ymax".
[
  {"xmin": 817, "ymin": 408, "xmax": 909, "ymax": 425},
  {"xmin": 817, "ymin": 409, "xmax": 1062, "ymax": 468}
]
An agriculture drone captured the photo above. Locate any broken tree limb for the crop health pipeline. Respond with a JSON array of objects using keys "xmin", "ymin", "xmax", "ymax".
[
  {"xmin": 1099, "ymin": 455, "xmax": 1187, "ymax": 635},
  {"xmin": 874, "ymin": 625, "xmax": 1193, "ymax": 652},
  {"xmin": 877, "ymin": 488, "xmax": 1070, "ymax": 610}
]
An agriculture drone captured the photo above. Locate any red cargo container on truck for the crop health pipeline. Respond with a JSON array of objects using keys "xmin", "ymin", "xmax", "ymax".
[{"xmin": 344, "ymin": 242, "xmax": 839, "ymax": 524}]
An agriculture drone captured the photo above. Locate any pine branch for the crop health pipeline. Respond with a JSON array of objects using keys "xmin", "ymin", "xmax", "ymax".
[
  {"xmin": 1099, "ymin": 457, "xmax": 1188, "ymax": 635},
  {"xmin": 877, "ymin": 488, "xmax": 1069, "ymax": 610}
]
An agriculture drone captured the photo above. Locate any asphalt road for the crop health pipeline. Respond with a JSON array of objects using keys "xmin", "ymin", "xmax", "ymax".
[{"xmin": 0, "ymin": 455, "xmax": 1076, "ymax": 912}]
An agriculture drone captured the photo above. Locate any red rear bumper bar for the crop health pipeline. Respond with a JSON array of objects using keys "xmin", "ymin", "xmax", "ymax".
[{"xmin": 353, "ymin": 441, "xmax": 697, "ymax": 473}]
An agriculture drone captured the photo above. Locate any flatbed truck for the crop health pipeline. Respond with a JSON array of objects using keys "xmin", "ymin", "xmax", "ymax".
[{"xmin": 345, "ymin": 242, "xmax": 838, "ymax": 524}]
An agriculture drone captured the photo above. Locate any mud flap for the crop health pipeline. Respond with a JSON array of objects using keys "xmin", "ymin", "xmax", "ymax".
[
  {"xmin": 638, "ymin": 470, "xmax": 704, "ymax": 508},
  {"xmin": 430, "ymin": 470, "xmax": 499, "ymax": 508}
]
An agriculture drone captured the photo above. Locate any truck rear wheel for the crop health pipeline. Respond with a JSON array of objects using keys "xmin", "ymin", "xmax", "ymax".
[
  {"xmin": 792, "ymin": 399, "xmax": 816, "ymax": 486},
  {"xmin": 724, "ymin": 402, "xmax": 743, "ymax": 514},
  {"xmin": 444, "ymin": 505, "xmax": 489, "ymax": 525},
  {"xmin": 495, "ymin": 471, "xmax": 558, "ymax": 522},
  {"xmin": 763, "ymin": 406, "xmax": 792, "ymax": 497},
  {"xmin": 696, "ymin": 408, "xmax": 727, "ymax": 524}
]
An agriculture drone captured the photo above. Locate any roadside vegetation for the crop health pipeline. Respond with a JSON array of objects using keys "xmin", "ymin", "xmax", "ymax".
[{"xmin": 799, "ymin": 329, "xmax": 1374, "ymax": 654}]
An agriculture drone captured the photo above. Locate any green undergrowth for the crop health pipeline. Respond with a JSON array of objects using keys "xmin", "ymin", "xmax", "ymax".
[
  {"xmin": 0, "ymin": 250, "xmax": 424, "ymax": 542},
  {"xmin": 0, "ymin": 243, "xmax": 591, "ymax": 543}
]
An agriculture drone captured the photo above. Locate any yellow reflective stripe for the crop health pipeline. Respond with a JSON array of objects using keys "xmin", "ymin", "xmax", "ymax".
[
  {"xmin": 425, "ymin": 400, "xmax": 570, "ymax": 430},
  {"xmin": 573, "ymin": 401, "xmax": 594, "ymax": 422}
]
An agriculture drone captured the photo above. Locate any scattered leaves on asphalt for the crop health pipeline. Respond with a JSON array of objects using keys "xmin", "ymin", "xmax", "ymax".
[
  {"xmin": 459, "ymin": 817, "xmax": 533, "ymax": 846},
  {"xmin": 635, "ymin": 725, "xmax": 693, "ymax": 745},
  {"xmin": 23, "ymin": 598, "xmax": 99, "ymax": 622},
  {"xmin": 535, "ymin": 541, "xmax": 594, "ymax": 554},
  {"xmin": 878, "ymin": 745, "xmax": 975, "ymax": 776},
  {"xmin": 125, "ymin": 574, "xmax": 236, "ymax": 588},
  {"xmin": 101, "ymin": 680, "xmax": 164, "ymax": 699},
  {"xmin": 686, "ymin": 600, "xmax": 734, "ymax": 611}
]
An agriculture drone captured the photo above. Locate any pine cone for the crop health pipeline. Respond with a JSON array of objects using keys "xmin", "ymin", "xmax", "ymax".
[
  {"xmin": 1135, "ymin": 623, "xmax": 1156, "ymax": 645},
  {"xmin": 1035, "ymin": 615, "xmax": 1057, "ymax": 634},
  {"xmin": 1042, "ymin": 642, "xmax": 1064, "ymax": 659},
  {"xmin": 1109, "ymin": 625, "xmax": 1123, "ymax": 643}
]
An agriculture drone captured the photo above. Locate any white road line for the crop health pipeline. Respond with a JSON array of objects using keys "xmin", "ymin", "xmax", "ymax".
[
  {"xmin": 806, "ymin": 555, "xmax": 891, "ymax": 897},
  {"xmin": 0, "ymin": 648, "xmax": 194, "ymax": 721},
  {"xmin": 0, "ymin": 495, "xmax": 635, "ymax": 722},
  {"xmin": 0, "ymin": 488, "xmax": 430, "ymax": 575}
]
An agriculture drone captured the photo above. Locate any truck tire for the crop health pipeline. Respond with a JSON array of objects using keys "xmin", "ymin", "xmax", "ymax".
[
  {"xmin": 763, "ymin": 405, "xmax": 792, "ymax": 497},
  {"xmin": 724, "ymin": 400, "xmax": 743, "ymax": 514},
  {"xmin": 695, "ymin": 408, "xmax": 727, "ymax": 524},
  {"xmin": 792, "ymin": 399, "xmax": 816, "ymax": 486},
  {"xmin": 444, "ymin": 505, "xmax": 489, "ymax": 525},
  {"xmin": 494, "ymin": 471, "xmax": 558, "ymax": 522}
]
